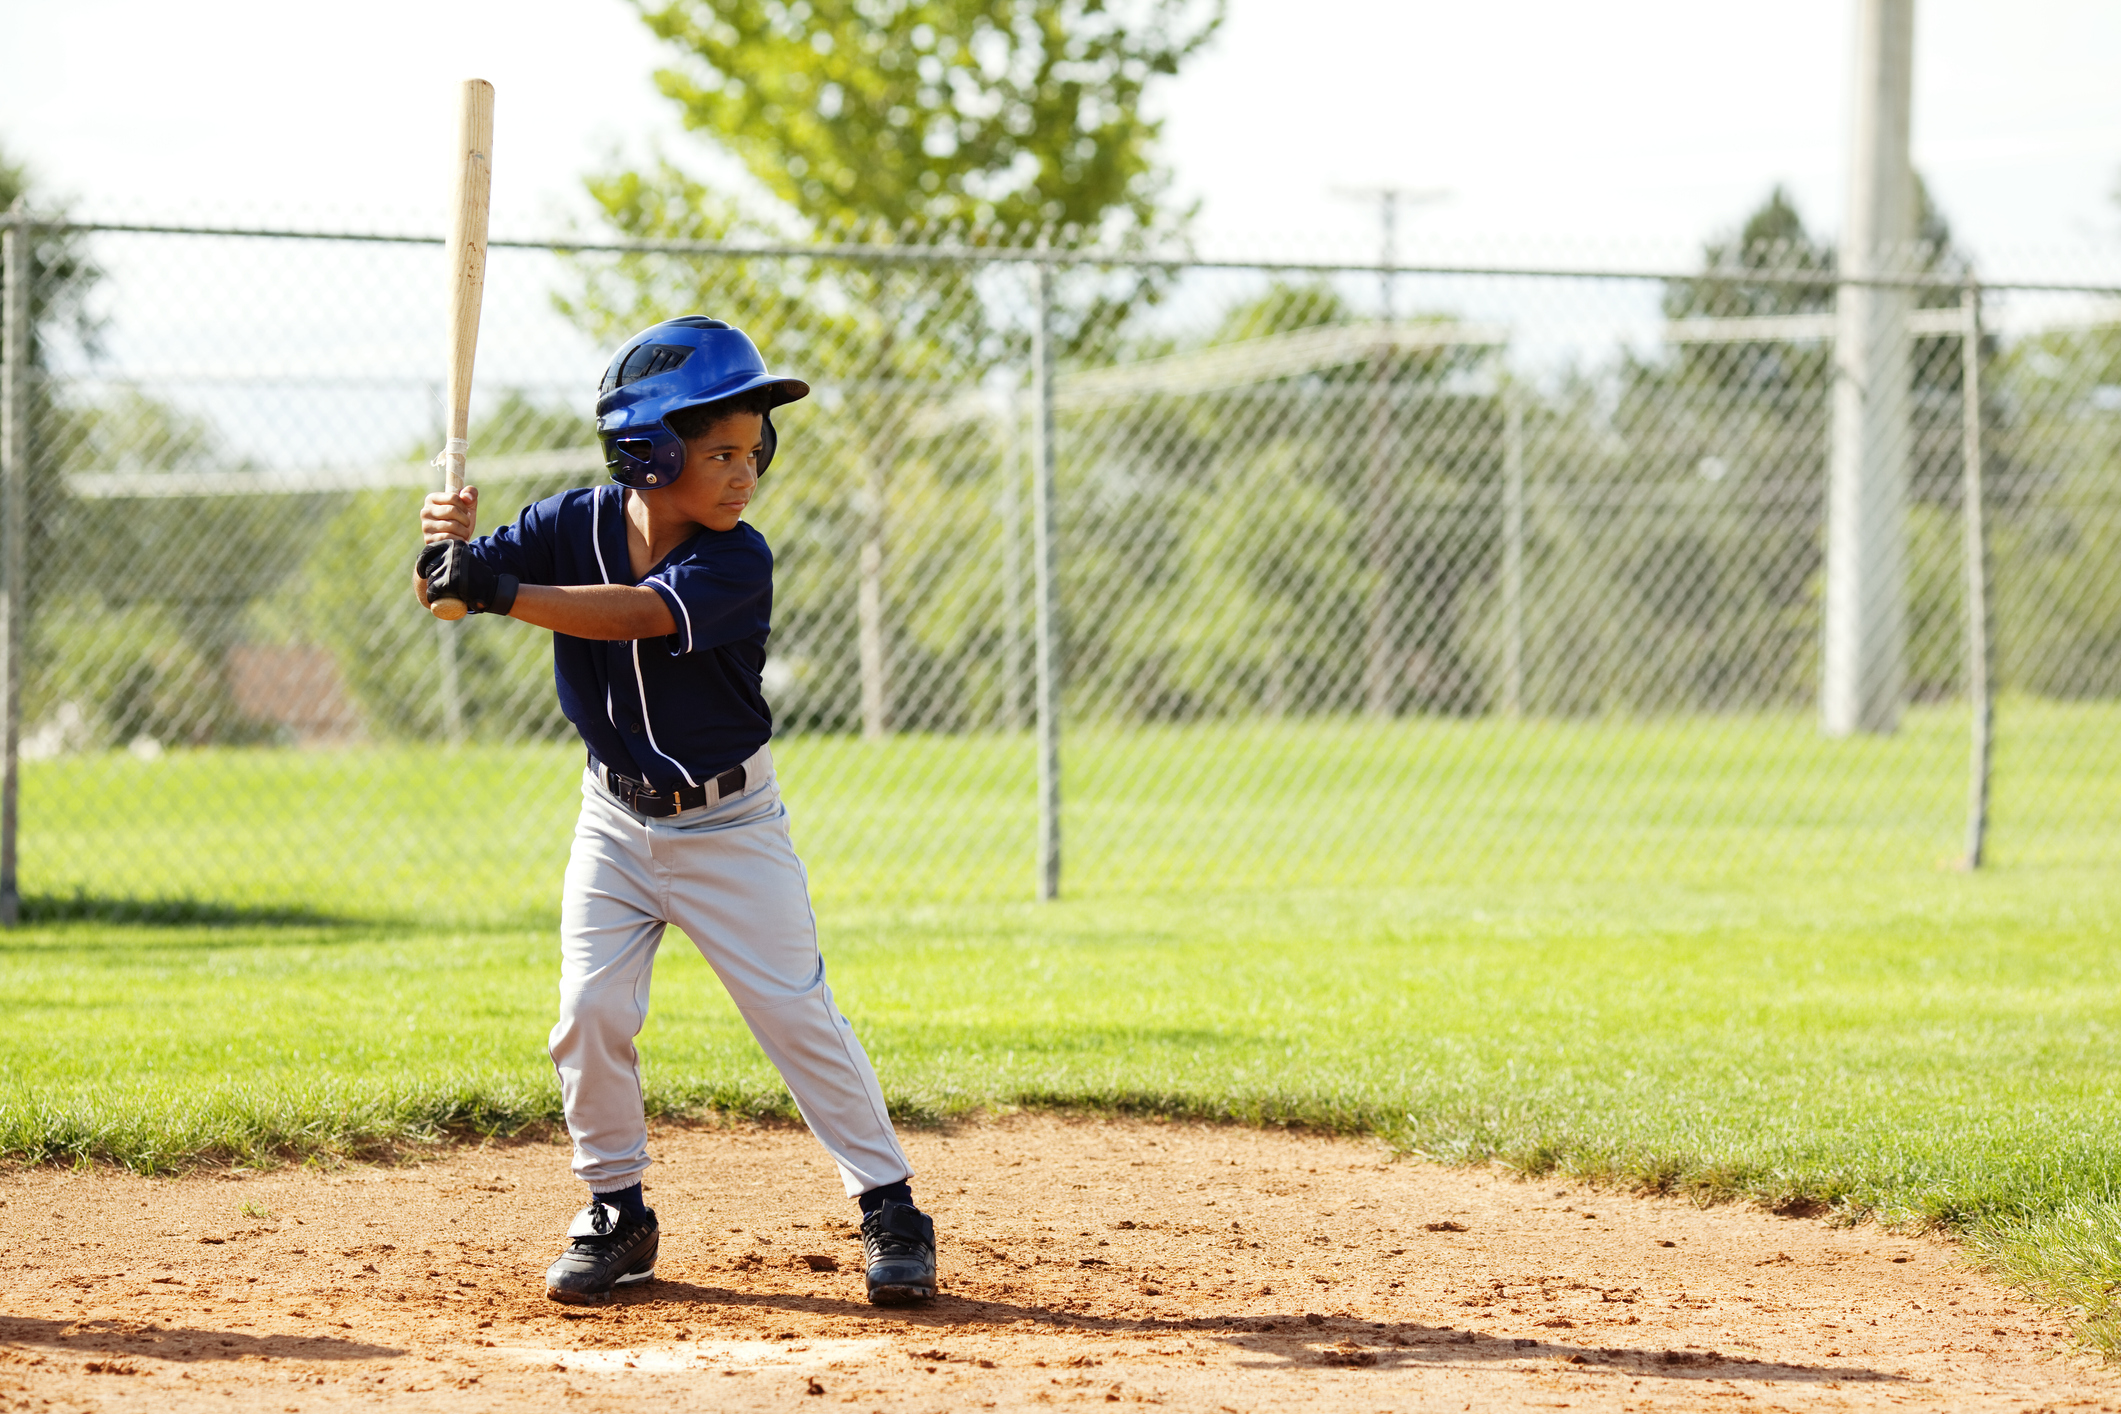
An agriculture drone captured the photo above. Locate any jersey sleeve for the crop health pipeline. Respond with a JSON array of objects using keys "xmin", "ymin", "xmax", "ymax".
[
  {"xmin": 460, "ymin": 492, "xmax": 562, "ymax": 585},
  {"xmin": 641, "ymin": 538, "xmax": 772, "ymax": 655}
]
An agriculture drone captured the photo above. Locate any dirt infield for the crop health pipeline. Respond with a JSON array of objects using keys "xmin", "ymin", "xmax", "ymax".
[{"xmin": 0, "ymin": 1115, "xmax": 2111, "ymax": 1412}]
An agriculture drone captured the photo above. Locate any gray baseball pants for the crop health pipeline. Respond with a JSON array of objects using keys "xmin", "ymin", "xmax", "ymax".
[{"xmin": 547, "ymin": 748, "xmax": 913, "ymax": 1198}]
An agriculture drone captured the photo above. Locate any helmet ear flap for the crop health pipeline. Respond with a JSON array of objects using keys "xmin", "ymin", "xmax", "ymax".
[
  {"xmin": 757, "ymin": 410, "xmax": 778, "ymax": 478},
  {"xmin": 603, "ymin": 425, "xmax": 687, "ymax": 488}
]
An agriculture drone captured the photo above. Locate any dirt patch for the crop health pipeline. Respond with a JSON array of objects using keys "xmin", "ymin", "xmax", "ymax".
[{"xmin": 0, "ymin": 1115, "xmax": 2107, "ymax": 1411}]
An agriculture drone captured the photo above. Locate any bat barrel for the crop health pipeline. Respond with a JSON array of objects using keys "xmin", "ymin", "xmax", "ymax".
[{"xmin": 444, "ymin": 78, "xmax": 493, "ymax": 465}]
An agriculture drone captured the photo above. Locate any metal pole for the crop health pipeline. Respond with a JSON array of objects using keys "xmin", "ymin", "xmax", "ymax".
[
  {"xmin": 861, "ymin": 339, "xmax": 895, "ymax": 746},
  {"xmin": 1502, "ymin": 382, "xmax": 1525, "ymax": 719},
  {"xmin": 1822, "ymin": 0, "xmax": 1916, "ymax": 736},
  {"xmin": 435, "ymin": 617, "xmax": 465, "ymax": 744},
  {"xmin": 0, "ymin": 209, "xmax": 28, "ymax": 926},
  {"xmin": 1362, "ymin": 199, "xmax": 1398, "ymax": 717},
  {"xmin": 1377, "ymin": 192, "xmax": 1397, "ymax": 333},
  {"xmin": 1493, "ymin": 381, "xmax": 1527, "ymax": 720},
  {"xmin": 1031, "ymin": 264, "xmax": 1061, "ymax": 900},
  {"xmin": 1960, "ymin": 283, "xmax": 1993, "ymax": 869},
  {"xmin": 1002, "ymin": 390, "xmax": 1024, "ymax": 733}
]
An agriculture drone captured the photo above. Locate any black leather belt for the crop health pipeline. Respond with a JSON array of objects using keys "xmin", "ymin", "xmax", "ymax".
[{"xmin": 592, "ymin": 755, "xmax": 747, "ymax": 818}]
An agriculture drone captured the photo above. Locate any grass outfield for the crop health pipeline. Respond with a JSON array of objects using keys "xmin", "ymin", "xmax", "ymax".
[
  {"xmin": 17, "ymin": 698, "xmax": 2119, "ymax": 918},
  {"xmin": 2, "ymin": 703, "xmax": 2118, "ymax": 1341}
]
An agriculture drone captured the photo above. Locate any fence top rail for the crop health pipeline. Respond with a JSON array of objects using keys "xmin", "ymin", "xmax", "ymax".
[{"xmin": 6, "ymin": 214, "xmax": 2119, "ymax": 297}]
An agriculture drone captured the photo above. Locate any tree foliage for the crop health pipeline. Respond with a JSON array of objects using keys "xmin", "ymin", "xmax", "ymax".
[
  {"xmin": 1663, "ymin": 184, "xmax": 1835, "ymax": 323},
  {"xmin": 304, "ymin": 392, "xmax": 598, "ymax": 743},
  {"xmin": 629, "ymin": 0, "xmax": 1223, "ymax": 238},
  {"xmin": 1987, "ymin": 323, "xmax": 2121, "ymax": 699},
  {"xmin": 1583, "ymin": 181, "xmax": 1985, "ymax": 711},
  {"xmin": 36, "ymin": 396, "xmax": 290, "ymax": 747},
  {"xmin": 1208, "ymin": 280, "xmax": 1352, "ymax": 347},
  {"xmin": 0, "ymin": 142, "xmax": 102, "ymax": 363}
]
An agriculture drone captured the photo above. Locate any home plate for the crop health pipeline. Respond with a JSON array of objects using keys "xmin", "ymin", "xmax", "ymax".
[{"xmin": 518, "ymin": 1338, "xmax": 887, "ymax": 1373}]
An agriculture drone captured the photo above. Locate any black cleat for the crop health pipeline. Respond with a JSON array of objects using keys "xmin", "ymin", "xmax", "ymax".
[
  {"xmin": 545, "ymin": 1200, "xmax": 658, "ymax": 1305},
  {"xmin": 861, "ymin": 1202, "xmax": 938, "ymax": 1304}
]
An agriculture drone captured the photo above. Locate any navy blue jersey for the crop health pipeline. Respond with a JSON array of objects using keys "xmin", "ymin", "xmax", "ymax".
[{"xmin": 459, "ymin": 483, "xmax": 772, "ymax": 790}]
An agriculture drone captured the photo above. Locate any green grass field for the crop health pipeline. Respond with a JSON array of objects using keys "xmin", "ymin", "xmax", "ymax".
[
  {"xmin": 2, "ymin": 703, "xmax": 2118, "ymax": 1343},
  {"xmin": 19, "ymin": 698, "xmax": 2119, "ymax": 918}
]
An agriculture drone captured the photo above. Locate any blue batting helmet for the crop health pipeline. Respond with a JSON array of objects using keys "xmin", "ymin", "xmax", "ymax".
[{"xmin": 594, "ymin": 316, "xmax": 810, "ymax": 489}]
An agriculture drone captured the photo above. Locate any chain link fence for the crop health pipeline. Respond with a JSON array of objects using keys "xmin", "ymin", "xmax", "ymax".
[{"xmin": 1, "ymin": 216, "xmax": 2116, "ymax": 922}]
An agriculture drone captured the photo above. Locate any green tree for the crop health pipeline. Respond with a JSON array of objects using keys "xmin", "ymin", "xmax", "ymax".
[
  {"xmin": 1986, "ymin": 323, "xmax": 2121, "ymax": 700},
  {"xmin": 567, "ymin": 3, "xmax": 1227, "ymax": 738},
  {"xmin": 573, "ymin": 0, "xmax": 1227, "ymax": 369},
  {"xmin": 1660, "ymin": 180, "xmax": 1971, "ymax": 503},
  {"xmin": 1, "ymin": 153, "xmax": 270, "ymax": 748},
  {"xmin": 303, "ymin": 392, "xmax": 596, "ymax": 742},
  {"xmin": 0, "ymin": 143, "xmax": 102, "ymax": 361},
  {"xmin": 1580, "ymin": 182, "xmax": 1982, "ymax": 712},
  {"xmin": 1208, "ymin": 280, "xmax": 1351, "ymax": 347},
  {"xmin": 629, "ymin": 0, "xmax": 1223, "ymax": 238},
  {"xmin": 1665, "ymin": 185, "xmax": 1833, "ymax": 316},
  {"xmin": 3, "ymin": 146, "xmax": 105, "ymax": 623},
  {"xmin": 35, "ymin": 396, "xmax": 288, "ymax": 747},
  {"xmin": 1048, "ymin": 277, "xmax": 1508, "ymax": 721},
  {"xmin": 1589, "ymin": 186, "xmax": 1842, "ymax": 711}
]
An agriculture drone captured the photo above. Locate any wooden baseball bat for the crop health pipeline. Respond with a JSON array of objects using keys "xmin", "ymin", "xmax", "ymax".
[{"xmin": 428, "ymin": 78, "xmax": 495, "ymax": 622}]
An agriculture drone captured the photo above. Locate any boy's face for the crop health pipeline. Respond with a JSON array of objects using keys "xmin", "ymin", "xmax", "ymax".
[{"xmin": 669, "ymin": 411, "xmax": 765, "ymax": 532}]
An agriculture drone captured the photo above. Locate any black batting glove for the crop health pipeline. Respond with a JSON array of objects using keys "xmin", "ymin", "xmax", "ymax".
[{"xmin": 417, "ymin": 540, "xmax": 519, "ymax": 616}]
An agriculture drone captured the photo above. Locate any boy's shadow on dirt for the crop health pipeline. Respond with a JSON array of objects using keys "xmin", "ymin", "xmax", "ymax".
[
  {"xmin": 0, "ymin": 1314, "xmax": 402, "ymax": 1363},
  {"xmin": 597, "ymin": 1279, "xmax": 1909, "ymax": 1389}
]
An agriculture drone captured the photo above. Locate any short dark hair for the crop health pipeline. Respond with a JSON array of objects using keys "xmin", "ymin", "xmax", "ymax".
[{"xmin": 666, "ymin": 389, "xmax": 776, "ymax": 442}]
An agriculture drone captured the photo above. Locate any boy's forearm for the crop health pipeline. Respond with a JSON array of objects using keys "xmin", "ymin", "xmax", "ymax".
[{"xmin": 506, "ymin": 583, "xmax": 677, "ymax": 641}]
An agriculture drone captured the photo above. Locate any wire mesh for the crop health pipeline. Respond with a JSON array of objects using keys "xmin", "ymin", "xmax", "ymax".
[{"xmin": 2, "ymin": 218, "xmax": 2116, "ymax": 921}]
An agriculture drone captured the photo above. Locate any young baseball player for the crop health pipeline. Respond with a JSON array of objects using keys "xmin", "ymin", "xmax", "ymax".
[{"xmin": 414, "ymin": 316, "xmax": 938, "ymax": 1307}]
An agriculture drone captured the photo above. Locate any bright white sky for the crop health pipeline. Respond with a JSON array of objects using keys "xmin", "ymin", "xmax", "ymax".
[{"xmin": 3, "ymin": 0, "xmax": 2117, "ymax": 267}]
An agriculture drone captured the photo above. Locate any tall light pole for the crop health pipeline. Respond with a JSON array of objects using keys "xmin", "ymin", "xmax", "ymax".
[
  {"xmin": 1332, "ymin": 186, "xmax": 1449, "ymax": 326},
  {"xmin": 1334, "ymin": 187, "xmax": 1447, "ymax": 717},
  {"xmin": 1822, "ymin": 0, "xmax": 1916, "ymax": 736}
]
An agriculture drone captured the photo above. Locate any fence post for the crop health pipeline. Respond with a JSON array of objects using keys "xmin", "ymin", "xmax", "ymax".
[
  {"xmin": 861, "ymin": 330, "xmax": 895, "ymax": 741},
  {"xmin": 435, "ymin": 617, "xmax": 465, "ymax": 744},
  {"xmin": 1031, "ymin": 263, "xmax": 1061, "ymax": 900},
  {"xmin": 1501, "ymin": 381, "xmax": 1525, "ymax": 719},
  {"xmin": 1361, "ymin": 222, "xmax": 1400, "ymax": 718},
  {"xmin": 1960, "ymin": 282, "xmax": 1993, "ymax": 869},
  {"xmin": 0, "ymin": 208, "xmax": 27, "ymax": 926},
  {"xmin": 1001, "ymin": 390, "xmax": 1024, "ymax": 733}
]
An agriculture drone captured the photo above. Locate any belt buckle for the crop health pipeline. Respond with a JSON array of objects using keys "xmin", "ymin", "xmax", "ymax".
[{"xmin": 607, "ymin": 766, "xmax": 656, "ymax": 817}]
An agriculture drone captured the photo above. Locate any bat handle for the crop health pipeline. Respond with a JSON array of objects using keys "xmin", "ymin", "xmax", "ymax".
[{"xmin": 429, "ymin": 440, "xmax": 471, "ymax": 621}]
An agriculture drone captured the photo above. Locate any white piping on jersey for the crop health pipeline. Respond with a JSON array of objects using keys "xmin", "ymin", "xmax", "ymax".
[
  {"xmin": 633, "ymin": 639, "xmax": 699, "ymax": 788},
  {"xmin": 592, "ymin": 488, "xmax": 616, "ymax": 728},
  {"xmin": 590, "ymin": 487, "xmax": 613, "ymax": 584},
  {"xmin": 653, "ymin": 576, "xmax": 695, "ymax": 653},
  {"xmin": 600, "ymin": 487, "xmax": 698, "ymax": 790}
]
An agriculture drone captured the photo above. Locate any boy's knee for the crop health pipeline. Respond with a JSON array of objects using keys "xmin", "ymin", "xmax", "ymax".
[
  {"xmin": 712, "ymin": 948, "xmax": 830, "ymax": 1010},
  {"xmin": 550, "ymin": 980, "xmax": 649, "ymax": 1051}
]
